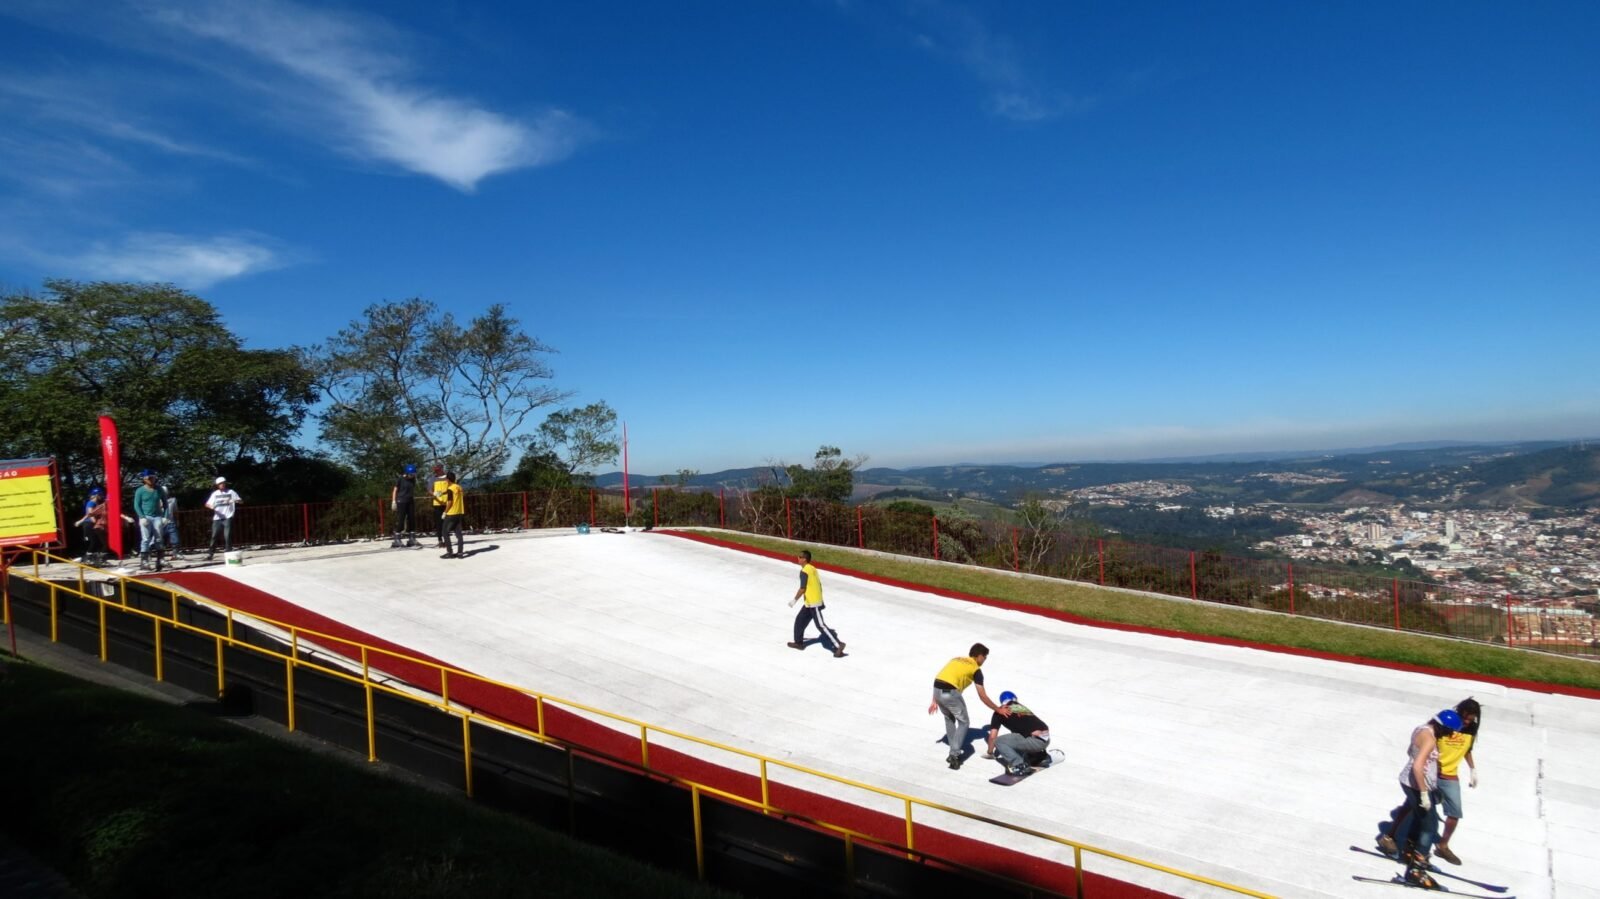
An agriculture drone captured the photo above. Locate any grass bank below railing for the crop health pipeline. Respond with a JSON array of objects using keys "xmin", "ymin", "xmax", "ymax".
[
  {"xmin": 694, "ymin": 531, "xmax": 1600, "ymax": 694},
  {"xmin": 0, "ymin": 660, "xmax": 739, "ymax": 899}
]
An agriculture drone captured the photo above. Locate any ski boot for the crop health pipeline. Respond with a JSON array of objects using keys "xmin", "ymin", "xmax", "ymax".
[{"xmin": 1403, "ymin": 865, "xmax": 1439, "ymax": 889}]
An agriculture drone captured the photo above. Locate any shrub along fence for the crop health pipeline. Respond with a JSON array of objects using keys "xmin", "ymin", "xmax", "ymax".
[{"xmin": 147, "ymin": 486, "xmax": 1593, "ymax": 660}]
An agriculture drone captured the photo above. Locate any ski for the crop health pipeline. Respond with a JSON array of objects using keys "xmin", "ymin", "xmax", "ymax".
[
  {"xmin": 1349, "ymin": 846, "xmax": 1509, "ymax": 893},
  {"xmin": 1352, "ymin": 874, "xmax": 1513, "ymax": 898}
]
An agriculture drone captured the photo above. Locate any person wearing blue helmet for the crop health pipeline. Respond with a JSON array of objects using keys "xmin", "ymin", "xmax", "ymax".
[
  {"xmin": 390, "ymin": 463, "xmax": 420, "ymax": 548},
  {"xmin": 983, "ymin": 690, "xmax": 1052, "ymax": 778},
  {"xmin": 1376, "ymin": 707, "xmax": 1463, "ymax": 888}
]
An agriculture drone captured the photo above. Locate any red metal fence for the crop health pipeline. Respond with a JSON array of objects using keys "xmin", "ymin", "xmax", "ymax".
[{"xmin": 155, "ymin": 486, "xmax": 1595, "ymax": 660}]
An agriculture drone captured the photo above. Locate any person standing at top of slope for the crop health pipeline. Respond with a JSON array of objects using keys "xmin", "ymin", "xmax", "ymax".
[
  {"xmin": 787, "ymin": 550, "xmax": 845, "ymax": 658},
  {"xmin": 204, "ymin": 476, "xmax": 242, "ymax": 560},
  {"xmin": 436, "ymin": 472, "xmax": 466, "ymax": 559},
  {"xmin": 928, "ymin": 643, "xmax": 1000, "ymax": 769},
  {"xmin": 1376, "ymin": 708, "xmax": 1462, "ymax": 889},
  {"xmin": 391, "ymin": 464, "xmax": 419, "ymax": 548},
  {"xmin": 133, "ymin": 471, "xmax": 167, "ymax": 571},
  {"xmin": 430, "ymin": 464, "xmax": 450, "ymax": 549}
]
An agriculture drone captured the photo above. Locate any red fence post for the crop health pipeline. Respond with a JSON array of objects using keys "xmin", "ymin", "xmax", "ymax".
[
  {"xmin": 785, "ymin": 498, "xmax": 792, "ymax": 540},
  {"xmin": 302, "ymin": 503, "xmax": 310, "ymax": 544},
  {"xmin": 1189, "ymin": 551, "xmax": 1197, "ymax": 600},
  {"xmin": 1012, "ymin": 528, "xmax": 1019, "ymax": 572},
  {"xmin": 1097, "ymin": 538, "xmax": 1104, "ymax": 585},
  {"xmin": 719, "ymin": 488, "xmax": 726, "ymax": 529},
  {"xmin": 1505, "ymin": 596, "xmax": 1515, "ymax": 648},
  {"xmin": 521, "ymin": 492, "xmax": 529, "ymax": 529},
  {"xmin": 932, "ymin": 516, "xmax": 940, "ymax": 561},
  {"xmin": 856, "ymin": 506, "xmax": 863, "ymax": 549},
  {"xmin": 377, "ymin": 497, "xmax": 385, "ymax": 537},
  {"xmin": 652, "ymin": 488, "xmax": 659, "ymax": 528},
  {"xmin": 1287, "ymin": 562, "xmax": 1296, "ymax": 615},
  {"xmin": 1392, "ymin": 578, "xmax": 1401, "ymax": 630},
  {"xmin": 589, "ymin": 489, "xmax": 595, "ymax": 526}
]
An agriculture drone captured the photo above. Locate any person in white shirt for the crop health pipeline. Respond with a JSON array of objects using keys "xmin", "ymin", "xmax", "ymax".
[{"xmin": 204, "ymin": 476, "xmax": 243, "ymax": 560}]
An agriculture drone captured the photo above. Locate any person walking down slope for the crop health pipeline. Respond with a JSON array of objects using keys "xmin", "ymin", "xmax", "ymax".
[
  {"xmin": 984, "ymin": 691, "xmax": 1053, "ymax": 778},
  {"xmin": 1376, "ymin": 708, "xmax": 1463, "ymax": 889},
  {"xmin": 204, "ymin": 476, "xmax": 242, "ymax": 560},
  {"xmin": 436, "ymin": 472, "xmax": 466, "ymax": 559},
  {"xmin": 1432, "ymin": 698, "xmax": 1481, "ymax": 866},
  {"xmin": 927, "ymin": 643, "xmax": 1001, "ymax": 769},
  {"xmin": 786, "ymin": 550, "xmax": 845, "ymax": 658}
]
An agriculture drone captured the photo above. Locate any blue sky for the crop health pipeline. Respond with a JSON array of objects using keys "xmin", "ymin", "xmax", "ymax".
[{"xmin": 2, "ymin": 1, "xmax": 1597, "ymax": 474}]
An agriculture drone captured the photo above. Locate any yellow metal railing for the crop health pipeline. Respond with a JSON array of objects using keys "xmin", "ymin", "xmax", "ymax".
[{"xmin": 2, "ymin": 550, "xmax": 1274, "ymax": 898}]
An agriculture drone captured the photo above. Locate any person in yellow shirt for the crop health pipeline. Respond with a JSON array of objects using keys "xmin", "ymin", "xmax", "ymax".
[
  {"xmin": 430, "ymin": 464, "xmax": 450, "ymax": 549},
  {"xmin": 786, "ymin": 550, "xmax": 845, "ymax": 658},
  {"xmin": 1432, "ymin": 697, "xmax": 1481, "ymax": 865},
  {"xmin": 927, "ymin": 643, "xmax": 1000, "ymax": 769},
  {"xmin": 435, "ymin": 472, "xmax": 467, "ymax": 559}
]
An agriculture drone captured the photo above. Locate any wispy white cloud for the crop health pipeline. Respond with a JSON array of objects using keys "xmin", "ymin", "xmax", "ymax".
[
  {"xmin": 861, "ymin": 1, "xmax": 1086, "ymax": 122},
  {"xmin": 69, "ymin": 232, "xmax": 283, "ymax": 288},
  {"xmin": 0, "ymin": 76, "xmax": 254, "ymax": 166},
  {"xmin": 143, "ymin": 0, "xmax": 589, "ymax": 191}
]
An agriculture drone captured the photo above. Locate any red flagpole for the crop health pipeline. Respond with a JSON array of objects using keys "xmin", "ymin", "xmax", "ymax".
[
  {"xmin": 98, "ymin": 415, "xmax": 124, "ymax": 559},
  {"xmin": 621, "ymin": 422, "xmax": 630, "ymax": 527}
]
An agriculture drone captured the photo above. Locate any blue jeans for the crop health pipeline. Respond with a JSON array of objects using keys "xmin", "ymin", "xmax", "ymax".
[
  {"xmin": 139, "ymin": 516, "xmax": 165, "ymax": 556},
  {"xmin": 1398, "ymin": 785, "xmax": 1441, "ymax": 855},
  {"xmin": 209, "ymin": 518, "xmax": 233, "ymax": 553}
]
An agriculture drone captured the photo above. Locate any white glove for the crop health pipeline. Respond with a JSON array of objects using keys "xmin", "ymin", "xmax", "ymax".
[
  {"xmin": 1469, "ymin": 768, "xmax": 1478, "ymax": 789},
  {"xmin": 390, "ymin": 501, "xmax": 397, "ymax": 511},
  {"xmin": 1418, "ymin": 792, "xmax": 1432, "ymax": 812}
]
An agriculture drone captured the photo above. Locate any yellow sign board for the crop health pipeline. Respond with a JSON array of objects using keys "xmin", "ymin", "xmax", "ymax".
[{"xmin": 0, "ymin": 458, "xmax": 63, "ymax": 548}]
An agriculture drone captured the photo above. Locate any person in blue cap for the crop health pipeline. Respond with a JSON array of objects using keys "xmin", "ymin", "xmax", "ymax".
[
  {"xmin": 390, "ymin": 463, "xmax": 420, "ymax": 548},
  {"xmin": 1376, "ymin": 707, "xmax": 1463, "ymax": 888},
  {"xmin": 75, "ymin": 486, "xmax": 108, "ymax": 565},
  {"xmin": 983, "ymin": 690, "xmax": 1052, "ymax": 778}
]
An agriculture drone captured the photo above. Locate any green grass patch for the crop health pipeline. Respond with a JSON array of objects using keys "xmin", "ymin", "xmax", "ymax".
[
  {"xmin": 0, "ymin": 662, "xmax": 738, "ymax": 899},
  {"xmin": 705, "ymin": 532, "xmax": 1600, "ymax": 692}
]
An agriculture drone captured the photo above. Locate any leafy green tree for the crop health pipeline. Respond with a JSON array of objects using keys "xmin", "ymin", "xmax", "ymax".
[
  {"xmin": 312, "ymin": 299, "xmax": 572, "ymax": 481},
  {"xmin": 784, "ymin": 445, "xmax": 863, "ymax": 502},
  {"xmin": 0, "ymin": 280, "xmax": 315, "ymax": 495}
]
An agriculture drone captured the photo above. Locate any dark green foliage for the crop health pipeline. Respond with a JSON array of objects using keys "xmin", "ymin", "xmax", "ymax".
[
  {"xmin": 0, "ymin": 663, "xmax": 736, "ymax": 899},
  {"xmin": 0, "ymin": 280, "xmax": 316, "ymax": 495}
]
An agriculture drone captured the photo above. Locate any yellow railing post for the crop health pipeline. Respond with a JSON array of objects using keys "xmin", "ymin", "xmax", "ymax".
[
  {"xmin": 844, "ymin": 833, "xmax": 856, "ymax": 883},
  {"xmin": 362, "ymin": 646, "xmax": 377, "ymax": 762},
  {"xmin": 440, "ymin": 669, "xmax": 450, "ymax": 706},
  {"xmin": 536, "ymin": 695, "xmax": 546, "ymax": 739},
  {"xmin": 904, "ymin": 799, "xmax": 915, "ymax": 860},
  {"xmin": 153, "ymin": 620, "xmax": 163, "ymax": 681},
  {"xmin": 214, "ymin": 636, "xmax": 225, "ymax": 695},
  {"xmin": 691, "ymin": 785, "xmax": 706, "ymax": 881},
  {"xmin": 1074, "ymin": 846, "xmax": 1084, "ymax": 899},
  {"xmin": 759, "ymin": 759, "xmax": 771, "ymax": 813},
  {"xmin": 285, "ymin": 657, "xmax": 296, "ymax": 732},
  {"xmin": 49, "ymin": 583, "xmax": 58, "ymax": 642},
  {"xmin": 462, "ymin": 714, "xmax": 474, "ymax": 798},
  {"xmin": 640, "ymin": 726, "xmax": 650, "ymax": 768},
  {"xmin": 98, "ymin": 602, "xmax": 108, "ymax": 661}
]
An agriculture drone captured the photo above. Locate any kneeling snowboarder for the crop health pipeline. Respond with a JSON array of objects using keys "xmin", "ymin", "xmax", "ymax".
[{"xmin": 985, "ymin": 691, "xmax": 1053, "ymax": 782}]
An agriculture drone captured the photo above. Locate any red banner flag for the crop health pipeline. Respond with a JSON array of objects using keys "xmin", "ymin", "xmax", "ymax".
[{"xmin": 98, "ymin": 415, "xmax": 124, "ymax": 558}]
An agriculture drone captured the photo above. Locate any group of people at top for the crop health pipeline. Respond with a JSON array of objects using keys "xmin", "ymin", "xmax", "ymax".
[
  {"xmin": 389, "ymin": 464, "xmax": 466, "ymax": 558},
  {"xmin": 73, "ymin": 471, "xmax": 242, "ymax": 570}
]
